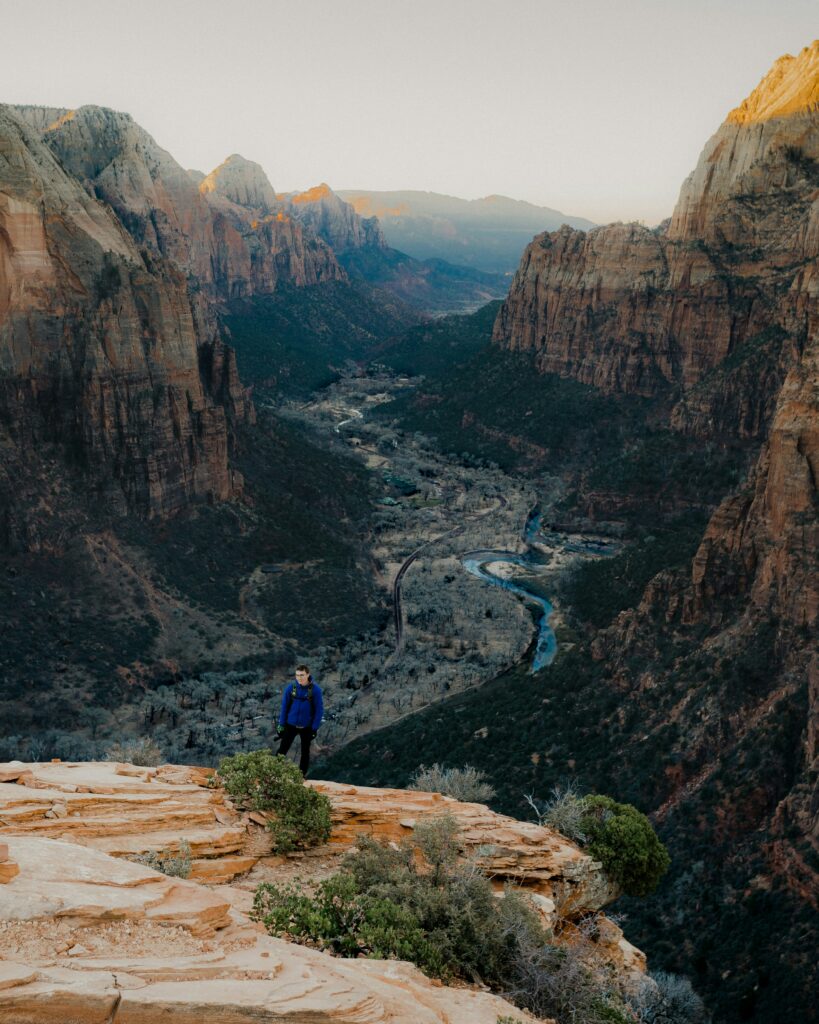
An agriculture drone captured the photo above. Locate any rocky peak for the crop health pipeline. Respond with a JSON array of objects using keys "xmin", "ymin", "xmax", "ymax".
[
  {"xmin": 727, "ymin": 40, "xmax": 819, "ymax": 125},
  {"xmin": 286, "ymin": 182, "xmax": 388, "ymax": 252},
  {"xmin": 199, "ymin": 153, "xmax": 278, "ymax": 213},
  {"xmin": 669, "ymin": 42, "xmax": 819, "ymax": 244}
]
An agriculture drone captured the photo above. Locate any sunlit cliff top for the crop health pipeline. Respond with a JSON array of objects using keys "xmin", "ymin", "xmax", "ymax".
[{"xmin": 727, "ymin": 39, "xmax": 819, "ymax": 125}]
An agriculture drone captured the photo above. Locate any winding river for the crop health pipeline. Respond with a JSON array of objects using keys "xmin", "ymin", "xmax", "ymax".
[
  {"xmin": 463, "ymin": 511, "xmax": 619, "ymax": 674},
  {"xmin": 462, "ymin": 550, "xmax": 556, "ymax": 673},
  {"xmin": 329, "ymin": 398, "xmax": 612, "ymax": 677}
]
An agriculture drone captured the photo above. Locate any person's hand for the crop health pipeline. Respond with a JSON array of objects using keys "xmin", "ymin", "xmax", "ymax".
[
  {"xmin": 276, "ymin": 724, "xmax": 284, "ymax": 736},
  {"xmin": 311, "ymin": 730, "xmax": 318, "ymax": 740}
]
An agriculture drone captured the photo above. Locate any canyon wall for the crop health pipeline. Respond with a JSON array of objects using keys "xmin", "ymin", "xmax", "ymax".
[
  {"xmin": 493, "ymin": 43, "xmax": 819, "ymax": 636},
  {"xmin": 16, "ymin": 107, "xmax": 345, "ymax": 301},
  {"xmin": 493, "ymin": 41, "xmax": 819, "ymax": 444},
  {"xmin": 0, "ymin": 107, "xmax": 248, "ymax": 532}
]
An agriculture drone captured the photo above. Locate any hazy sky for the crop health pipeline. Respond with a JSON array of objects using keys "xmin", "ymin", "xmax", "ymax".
[{"xmin": 1, "ymin": 0, "xmax": 816, "ymax": 224}]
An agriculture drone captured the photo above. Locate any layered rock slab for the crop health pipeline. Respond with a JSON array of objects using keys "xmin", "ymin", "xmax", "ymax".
[
  {"xmin": 0, "ymin": 763, "xmax": 557, "ymax": 1023},
  {"xmin": 0, "ymin": 761, "xmax": 617, "ymax": 916}
]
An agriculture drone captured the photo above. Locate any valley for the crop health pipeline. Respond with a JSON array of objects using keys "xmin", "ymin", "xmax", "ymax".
[
  {"xmin": 272, "ymin": 368, "xmax": 620, "ymax": 749},
  {"xmin": 1, "ymin": 33, "xmax": 818, "ymax": 1024}
]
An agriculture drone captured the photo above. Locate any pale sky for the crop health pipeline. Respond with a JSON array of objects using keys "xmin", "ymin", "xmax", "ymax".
[{"xmin": 1, "ymin": 0, "xmax": 816, "ymax": 224}]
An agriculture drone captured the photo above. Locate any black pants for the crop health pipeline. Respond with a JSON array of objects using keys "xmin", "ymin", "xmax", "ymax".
[{"xmin": 277, "ymin": 725, "xmax": 313, "ymax": 776}]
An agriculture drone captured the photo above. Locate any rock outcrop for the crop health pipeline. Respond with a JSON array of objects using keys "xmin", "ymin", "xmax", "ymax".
[
  {"xmin": 0, "ymin": 761, "xmax": 623, "ymax": 923},
  {"xmin": 14, "ymin": 106, "xmax": 345, "ymax": 302},
  {"xmin": 287, "ymin": 183, "xmax": 388, "ymax": 253},
  {"xmin": 0, "ymin": 760, "xmax": 646, "ymax": 1022},
  {"xmin": 493, "ymin": 41, "xmax": 819, "ymax": 441},
  {"xmin": 200, "ymin": 153, "xmax": 278, "ymax": 213},
  {"xmin": 0, "ymin": 106, "xmax": 247, "ymax": 526}
]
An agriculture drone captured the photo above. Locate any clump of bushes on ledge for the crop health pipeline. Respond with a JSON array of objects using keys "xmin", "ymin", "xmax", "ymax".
[
  {"xmin": 408, "ymin": 762, "xmax": 496, "ymax": 803},
  {"xmin": 530, "ymin": 784, "xmax": 670, "ymax": 897},
  {"xmin": 218, "ymin": 750, "xmax": 332, "ymax": 853},
  {"xmin": 253, "ymin": 815, "xmax": 637, "ymax": 1023},
  {"xmin": 132, "ymin": 840, "xmax": 192, "ymax": 878},
  {"xmin": 105, "ymin": 737, "xmax": 164, "ymax": 767}
]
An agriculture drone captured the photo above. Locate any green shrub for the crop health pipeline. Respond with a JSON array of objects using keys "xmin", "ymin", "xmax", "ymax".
[
  {"xmin": 528, "ymin": 787, "xmax": 669, "ymax": 897},
  {"xmin": 253, "ymin": 871, "xmax": 443, "ymax": 973},
  {"xmin": 253, "ymin": 815, "xmax": 539, "ymax": 986},
  {"xmin": 218, "ymin": 750, "xmax": 332, "ymax": 853},
  {"xmin": 252, "ymin": 814, "xmax": 641, "ymax": 1023},
  {"xmin": 132, "ymin": 840, "xmax": 192, "ymax": 878},
  {"xmin": 580, "ymin": 795, "xmax": 670, "ymax": 897}
]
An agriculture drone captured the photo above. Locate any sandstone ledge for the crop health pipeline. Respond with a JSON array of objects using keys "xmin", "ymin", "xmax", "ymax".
[{"xmin": 0, "ymin": 761, "xmax": 644, "ymax": 1022}]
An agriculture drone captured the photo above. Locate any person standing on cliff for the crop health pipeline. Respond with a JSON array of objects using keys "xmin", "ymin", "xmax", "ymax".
[{"xmin": 276, "ymin": 664, "xmax": 323, "ymax": 777}]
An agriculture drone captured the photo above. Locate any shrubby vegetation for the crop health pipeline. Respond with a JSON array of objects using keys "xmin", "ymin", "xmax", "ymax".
[
  {"xmin": 579, "ymin": 796, "xmax": 670, "ymax": 898},
  {"xmin": 561, "ymin": 512, "xmax": 708, "ymax": 629},
  {"xmin": 530, "ymin": 786, "xmax": 669, "ymax": 897},
  {"xmin": 528, "ymin": 781, "xmax": 589, "ymax": 844},
  {"xmin": 132, "ymin": 840, "xmax": 192, "ymax": 878},
  {"xmin": 253, "ymin": 816, "xmax": 636, "ymax": 1023},
  {"xmin": 409, "ymin": 763, "xmax": 496, "ymax": 803},
  {"xmin": 630, "ymin": 971, "xmax": 708, "ymax": 1024},
  {"xmin": 223, "ymin": 282, "xmax": 415, "ymax": 398},
  {"xmin": 218, "ymin": 750, "xmax": 332, "ymax": 853},
  {"xmin": 105, "ymin": 737, "xmax": 164, "ymax": 767}
]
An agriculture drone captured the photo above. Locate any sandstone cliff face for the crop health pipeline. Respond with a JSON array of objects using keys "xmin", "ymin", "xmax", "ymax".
[
  {"xmin": 200, "ymin": 153, "xmax": 278, "ymax": 212},
  {"xmin": 200, "ymin": 162, "xmax": 343, "ymax": 300},
  {"xmin": 0, "ymin": 106, "xmax": 246, "ymax": 528},
  {"xmin": 0, "ymin": 760, "xmax": 645, "ymax": 1023},
  {"xmin": 688, "ymin": 316, "xmax": 818, "ymax": 630},
  {"xmin": 17, "ymin": 106, "xmax": 345, "ymax": 302},
  {"xmin": 286, "ymin": 182, "xmax": 388, "ymax": 253},
  {"xmin": 493, "ymin": 221, "xmax": 752, "ymax": 397},
  {"xmin": 494, "ymin": 42, "xmax": 819, "ymax": 441},
  {"xmin": 671, "ymin": 41, "xmax": 819, "ymax": 243}
]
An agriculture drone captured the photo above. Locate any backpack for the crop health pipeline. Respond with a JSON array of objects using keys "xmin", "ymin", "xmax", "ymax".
[{"xmin": 285, "ymin": 681, "xmax": 314, "ymax": 723}]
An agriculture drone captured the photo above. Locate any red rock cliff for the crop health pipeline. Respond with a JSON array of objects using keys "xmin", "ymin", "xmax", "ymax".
[
  {"xmin": 0, "ymin": 106, "xmax": 246, "ymax": 532},
  {"xmin": 493, "ymin": 42, "xmax": 819, "ymax": 444}
]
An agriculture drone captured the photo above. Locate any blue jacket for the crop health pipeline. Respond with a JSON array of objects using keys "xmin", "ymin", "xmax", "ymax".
[{"xmin": 279, "ymin": 680, "xmax": 323, "ymax": 731}]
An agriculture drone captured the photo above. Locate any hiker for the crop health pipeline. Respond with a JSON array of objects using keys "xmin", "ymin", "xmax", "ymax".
[{"xmin": 276, "ymin": 664, "xmax": 323, "ymax": 776}]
